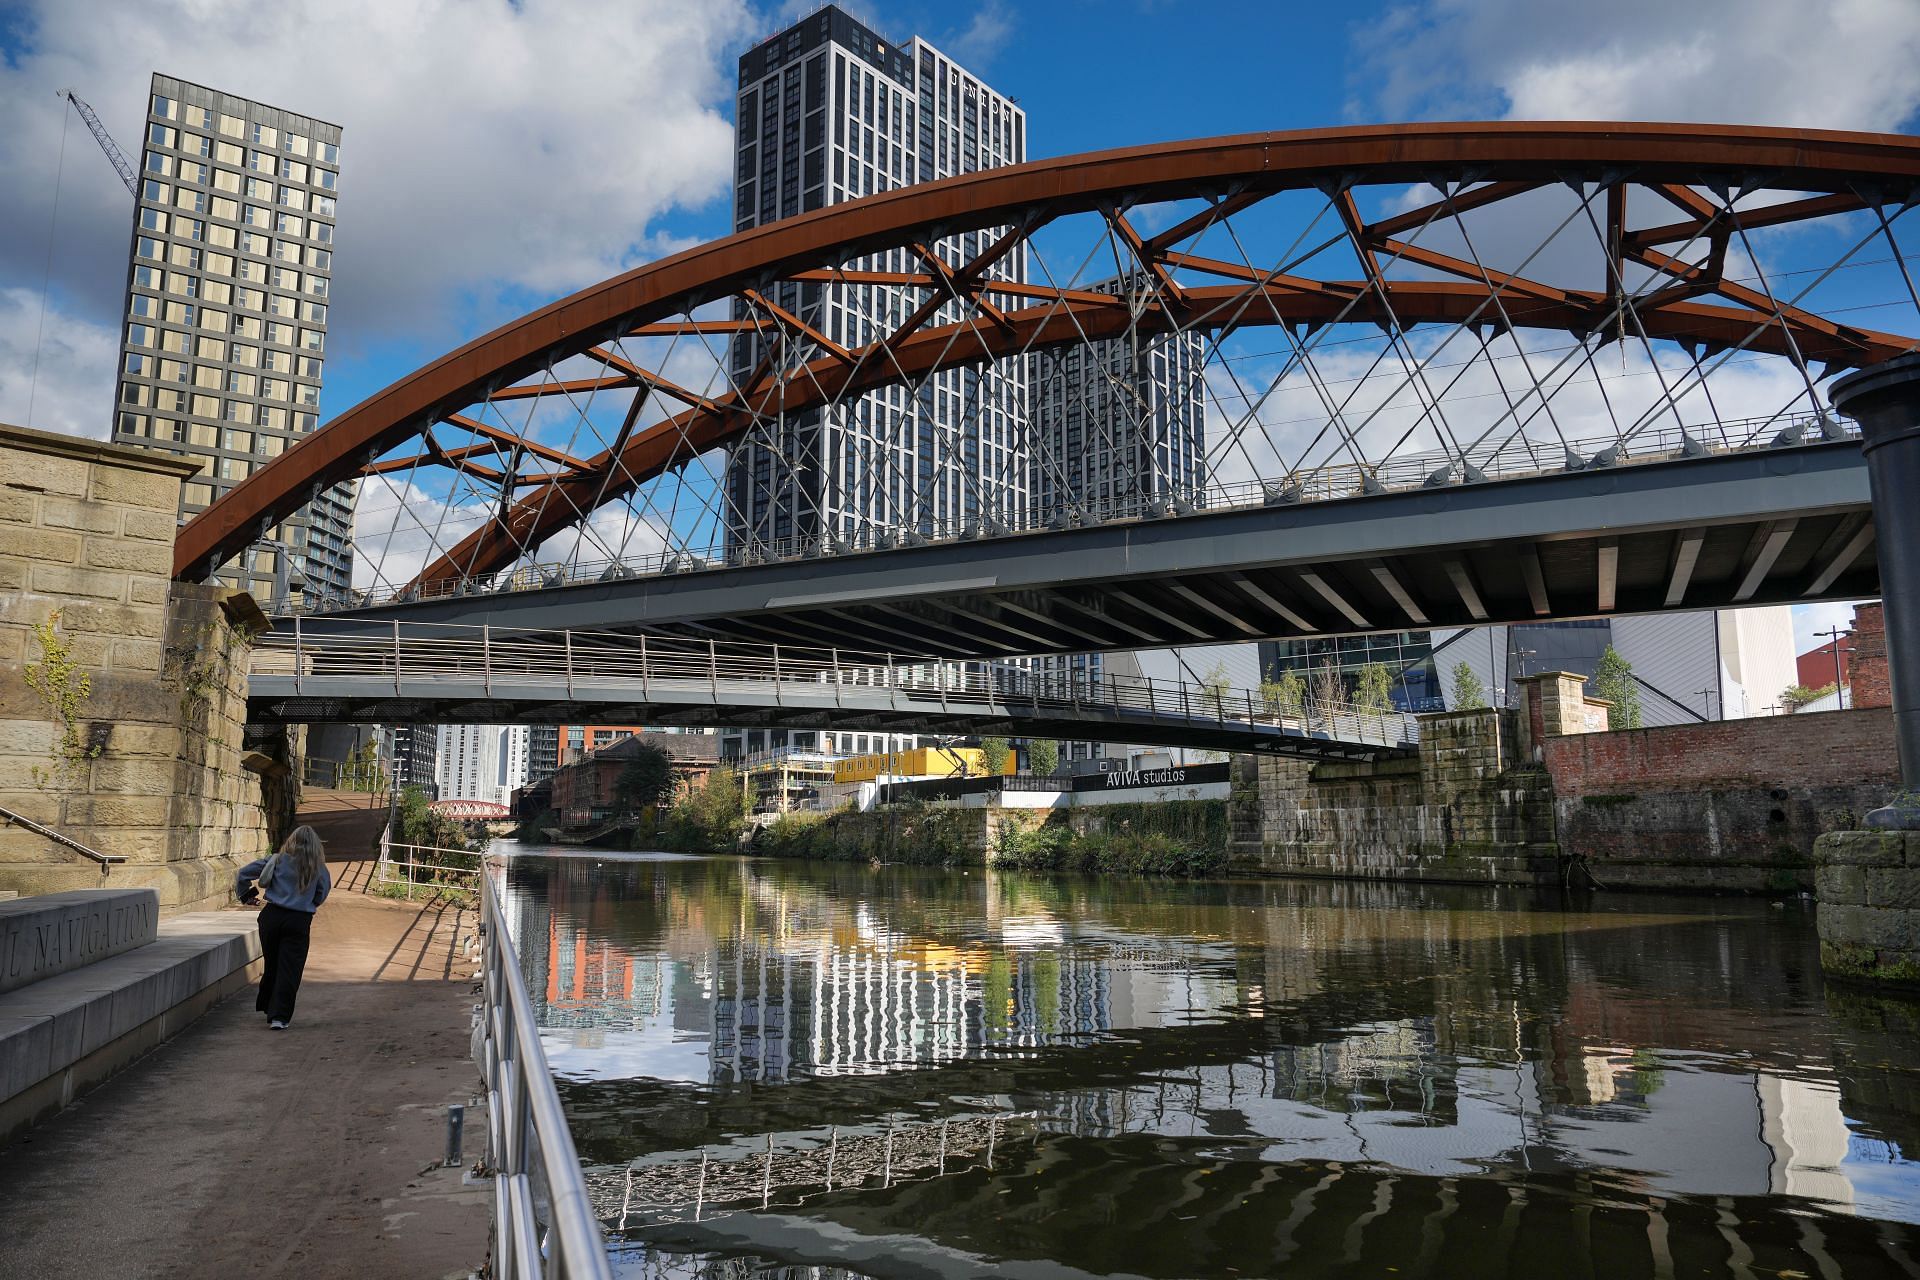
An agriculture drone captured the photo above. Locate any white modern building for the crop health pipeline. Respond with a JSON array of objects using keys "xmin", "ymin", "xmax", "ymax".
[
  {"xmin": 1433, "ymin": 606, "xmax": 1801, "ymax": 723},
  {"xmin": 722, "ymin": 4, "xmax": 1026, "ymax": 762},
  {"xmin": 435, "ymin": 724, "xmax": 530, "ymax": 806}
]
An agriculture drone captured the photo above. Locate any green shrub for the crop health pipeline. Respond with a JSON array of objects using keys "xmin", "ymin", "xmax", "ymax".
[
  {"xmin": 987, "ymin": 801, "xmax": 1229, "ymax": 878},
  {"xmin": 746, "ymin": 802, "xmax": 984, "ymax": 866},
  {"xmin": 661, "ymin": 767, "xmax": 748, "ymax": 853}
]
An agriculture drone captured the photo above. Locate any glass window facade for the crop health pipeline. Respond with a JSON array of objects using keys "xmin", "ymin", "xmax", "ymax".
[{"xmin": 1259, "ymin": 633, "xmax": 1443, "ymax": 711}]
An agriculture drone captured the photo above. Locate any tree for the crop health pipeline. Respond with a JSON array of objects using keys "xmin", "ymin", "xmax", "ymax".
[
  {"xmin": 980, "ymin": 736, "xmax": 1012, "ymax": 775},
  {"xmin": 1590, "ymin": 644, "xmax": 1642, "ymax": 729},
  {"xmin": 1781, "ymin": 682, "xmax": 1838, "ymax": 713},
  {"xmin": 666, "ymin": 766, "xmax": 747, "ymax": 850},
  {"xmin": 1199, "ymin": 659, "xmax": 1233, "ymax": 717},
  {"xmin": 1354, "ymin": 662, "xmax": 1395, "ymax": 713},
  {"xmin": 346, "ymin": 739, "xmax": 386, "ymax": 793},
  {"xmin": 393, "ymin": 785, "xmax": 472, "ymax": 852},
  {"xmin": 1310, "ymin": 662, "xmax": 1344, "ymax": 709},
  {"xmin": 1450, "ymin": 661, "xmax": 1488, "ymax": 710},
  {"xmin": 615, "ymin": 743, "xmax": 676, "ymax": 811},
  {"xmin": 1027, "ymin": 738, "xmax": 1059, "ymax": 776},
  {"xmin": 1260, "ymin": 666, "xmax": 1305, "ymax": 718}
]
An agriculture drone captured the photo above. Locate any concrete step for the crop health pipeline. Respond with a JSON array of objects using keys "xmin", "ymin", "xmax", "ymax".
[
  {"xmin": 0, "ymin": 909, "xmax": 260, "ymax": 1145},
  {"xmin": 1, "ymin": 889, "xmax": 159, "ymax": 996}
]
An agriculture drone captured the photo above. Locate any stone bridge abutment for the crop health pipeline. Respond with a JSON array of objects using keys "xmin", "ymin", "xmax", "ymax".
[{"xmin": 0, "ymin": 423, "xmax": 285, "ymax": 912}]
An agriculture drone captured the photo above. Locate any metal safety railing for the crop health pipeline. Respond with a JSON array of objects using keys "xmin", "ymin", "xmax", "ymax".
[
  {"xmin": 373, "ymin": 823, "xmax": 483, "ymax": 899},
  {"xmin": 0, "ymin": 803, "xmax": 127, "ymax": 874},
  {"xmin": 282, "ymin": 411, "xmax": 1855, "ymax": 614},
  {"xmin": 477, "ymin": 863, "xmax": 614, "ymax": 1279},
  {"xmin": 255, "ymin": 619, "xmax": 1422, "ymax": 750}
]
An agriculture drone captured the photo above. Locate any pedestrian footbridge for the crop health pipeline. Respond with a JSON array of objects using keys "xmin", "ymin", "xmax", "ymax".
[{"xmin": 248, "ymin": 620, "xmax": 1419, "ymax": 762}]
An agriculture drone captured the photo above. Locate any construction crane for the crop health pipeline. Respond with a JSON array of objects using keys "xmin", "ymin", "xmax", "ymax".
[{"xmin": 57, "ymin": 89, "xmax": 136, "ymax": 196}]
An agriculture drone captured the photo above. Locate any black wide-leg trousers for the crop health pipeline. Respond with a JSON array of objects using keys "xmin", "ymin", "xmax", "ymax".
[{"xmin": 255, "ymin": 903, "xmax": 314, "ymax": 1023}]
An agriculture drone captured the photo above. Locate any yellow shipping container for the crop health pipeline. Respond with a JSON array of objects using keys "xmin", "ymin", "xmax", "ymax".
[{"xmin": 832, "ymin": 746, "xmax": 1005, "ymax": 783}]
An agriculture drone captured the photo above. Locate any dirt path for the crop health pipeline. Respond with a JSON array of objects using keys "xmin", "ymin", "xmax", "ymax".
[{"xmin": 0, "ymin": 890, "xmax": 489, "ymax": 1279}]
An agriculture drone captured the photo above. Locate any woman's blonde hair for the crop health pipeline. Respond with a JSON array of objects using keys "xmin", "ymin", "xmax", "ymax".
[{"xmin": 279, "ymin": 825, "xmax": 327, "ymax": 895}]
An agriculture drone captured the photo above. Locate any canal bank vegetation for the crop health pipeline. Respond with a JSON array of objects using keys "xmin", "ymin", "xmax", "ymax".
[
  {"xmin": 752, "ymin": 803, "xmax": 983, "ymax": 866},
  {"xmin": 659, "ymin": 766, "xmax": 749, "ymax": 852},
  {"xmin": 990, "ymin": 800, "xmax": 1231, "ymax": 877},
  {"xmin": 379, "ymin": 786, "xmax": 481, "ymax": 902}
]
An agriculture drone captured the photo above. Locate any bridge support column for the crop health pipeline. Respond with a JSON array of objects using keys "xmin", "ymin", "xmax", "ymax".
[
  {"xmin": 1818, "ymin": 355, "xmax": 1920, "ymax": 985},
  {"xmin": 1833, "ymin": 352, "xmax": 1920, "ymax": 810}
]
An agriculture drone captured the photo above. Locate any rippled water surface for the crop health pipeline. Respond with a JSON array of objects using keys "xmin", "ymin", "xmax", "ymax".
[{"xmin": 495, "ymin": 846, "xmax": 1920, "ymax": 1279}]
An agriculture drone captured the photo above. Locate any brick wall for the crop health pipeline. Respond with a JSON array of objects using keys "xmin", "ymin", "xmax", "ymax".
[
  {"xmin": 1544, "ymin": 707, "xmax": 1898, "ymax": 795},
  {"xmin": 1545, "ymin": 707, "xmax": 1897, "ymax": 890},
  {"xmin": 1853, "ymin": 602, "xmax": 1890, "ymax": 710},
  {"xmin": 0, "ymin": 423, "xmax": 274, "ymax": 911}
]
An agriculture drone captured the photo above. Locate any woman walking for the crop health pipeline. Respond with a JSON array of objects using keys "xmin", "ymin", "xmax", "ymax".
[{"xmin": 235, "ymin": 826, "xmax": 332, "ymax": 1029}]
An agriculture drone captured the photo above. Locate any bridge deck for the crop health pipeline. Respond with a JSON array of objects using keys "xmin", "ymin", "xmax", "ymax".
[
  {"xmin": 311, "ymin": 441, "xmax": 1874, "ymax": 660},
  {"xmin": 250, "ymin": 626, "xmax": 1422, "ymax": 760}
]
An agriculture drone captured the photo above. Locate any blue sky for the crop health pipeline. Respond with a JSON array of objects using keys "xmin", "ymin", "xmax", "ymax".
[{"xmin": 2, "ymin": 0, "xmax": 1917, "ymax": 651}]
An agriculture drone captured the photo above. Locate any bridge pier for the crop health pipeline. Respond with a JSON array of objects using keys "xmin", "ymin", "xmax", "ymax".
[
  {"xmin": 0, "ymin": 423, "xmax": 280, "ymax": 910},
  {"xmin": 1833, "ymin": 351, "xmax": 1920, "ymax": 804},
  {"xmin": 1813, "ymin": 355, "xmax": 1920, "ymax": 985}
]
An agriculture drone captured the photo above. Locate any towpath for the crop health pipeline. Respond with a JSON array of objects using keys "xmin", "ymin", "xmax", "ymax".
[{"xmin": 0, "ymin": 791, "xmax": 486, "ymax": 1279}]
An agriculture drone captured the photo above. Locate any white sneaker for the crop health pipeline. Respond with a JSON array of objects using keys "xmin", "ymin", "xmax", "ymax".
[{"xmin": 269, "ymin": 1020, "xmax": 288, "ymax": 1030}]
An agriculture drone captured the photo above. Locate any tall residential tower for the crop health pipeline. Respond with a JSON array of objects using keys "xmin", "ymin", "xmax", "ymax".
[
  {"xmin": 723, "ymin": 5, "xmax": 1027, "ymax": 760},
  {"xmin": 111, "ymin": 73, "xmax": 351, "ymax": 605},
  {"xmin": 728, "ymin": 6, "xmax": 1027, "ymax": 551}
]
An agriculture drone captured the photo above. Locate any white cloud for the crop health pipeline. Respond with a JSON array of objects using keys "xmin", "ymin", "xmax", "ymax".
[
  {"xmin": 0, "ymin": 0, "xmax": 753, "ymax": 373},
  {"xmin": 1352, "ymin": 0, "xmax": 1920, "ymax": 130},
  {"xmin": 0, "ymin": 287, "xmax": 119, "ymax": 437},
  {"xmin": 940, "ymin": 1, "xmax": 1015, "ymax": 68},
  {"xmin": 349, "ymin": 475, "xmax": 493, "ymax": 595}
]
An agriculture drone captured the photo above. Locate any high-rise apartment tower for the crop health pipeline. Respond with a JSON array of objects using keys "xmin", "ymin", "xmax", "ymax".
[
  {"xmin": 111, "ymin": 73, "xmax": 351, "ymax": 605},
  {"xmin": 723, "ymin": 7, "xmax": 1026, "ymax": 761},
  {"xmin": 727, "ymin": 5, "xmax": 1027, "ymax": 551}
]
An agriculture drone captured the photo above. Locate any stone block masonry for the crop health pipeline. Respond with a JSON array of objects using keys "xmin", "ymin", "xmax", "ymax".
[
  {"xmin": 1814, "ymin": 830, "xmax": 1920, "ymax": 984},
  {"xmin": 0, "ymin": 889, "xmax": 158, "ymax": 995},
  {"xmin": 0, "ymin": 423, "xmax": 279, "ymax": 912},
  {"xmin": 1230, "ymin": 707, "xmax": 1562, "ymax": 885},
  {"xmin": 1230, "ymin": 688, "xmax": 1897, "ymax": 893}
]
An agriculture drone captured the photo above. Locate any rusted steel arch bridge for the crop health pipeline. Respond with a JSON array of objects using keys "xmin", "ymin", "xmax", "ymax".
[{"xmin": 174, "ymin": 122, "xmax": 1920, "ymax": 660}]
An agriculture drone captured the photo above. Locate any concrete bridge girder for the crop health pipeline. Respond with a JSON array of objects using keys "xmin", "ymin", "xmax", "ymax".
[{"xmin": 318, "ymin": 443, "xmax": 1873, "ymax": 659}]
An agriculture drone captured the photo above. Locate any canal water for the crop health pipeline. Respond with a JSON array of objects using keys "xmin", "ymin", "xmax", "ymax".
[{"xmin": 496, "ymin": 845, "xmax": 1920, "ymax": 1279}]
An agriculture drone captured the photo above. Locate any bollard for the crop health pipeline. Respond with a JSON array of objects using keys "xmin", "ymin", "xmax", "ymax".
[{"xmin": 445, "ymin": 1103, "xmax": 465, "ymax": 1167}]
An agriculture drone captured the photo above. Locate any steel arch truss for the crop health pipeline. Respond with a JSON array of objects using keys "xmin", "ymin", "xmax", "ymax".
[{"xmin": 173, "ymin": 122, "xmax": 1920, "ymax": 608}]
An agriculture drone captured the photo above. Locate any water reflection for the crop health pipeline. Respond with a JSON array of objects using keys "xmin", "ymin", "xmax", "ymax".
[{"xmin": 496, "ymin": 846, "xmax": 1920, "ymax": 1279}]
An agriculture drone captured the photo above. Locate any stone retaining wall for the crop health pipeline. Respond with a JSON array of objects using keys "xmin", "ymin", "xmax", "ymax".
[
  {"xmin": 0, "ymin": 423, "xmax": 275, "ymax": 911},
  {"xmin": 1814, "ymin": 830, "xmax": 1920, "ymax": 984},
  {"xmin": 1229, "ymin": 675, "xmax": 1895, "ymax": 892},
  {"xmin": 1229, "ymin": 708, "xmax": 1561, "ymax": 885}
]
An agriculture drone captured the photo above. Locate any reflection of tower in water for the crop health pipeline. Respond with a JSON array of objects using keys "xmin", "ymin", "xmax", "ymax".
[{"xmin": 703, "ymin": 936, "xmax": 1121, "ymax": 1084}]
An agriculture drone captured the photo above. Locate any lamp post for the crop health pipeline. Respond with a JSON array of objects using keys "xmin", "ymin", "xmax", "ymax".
[{"xmin": 1815, "ymin": 626, "xmax": 1853, "ymax": 710}]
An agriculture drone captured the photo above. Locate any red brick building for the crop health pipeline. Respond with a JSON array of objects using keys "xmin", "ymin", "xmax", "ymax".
[
  {"xmin": 1796, "ymin": 636, "xmax": 1853, "ymax": 691},
  {"xmin": 550, "ymin": 732, "xmax": 720, "ymax": 828},
  {"xmin": 558, "ymin": 725, "xmax": 652, "ymax": 766}
]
